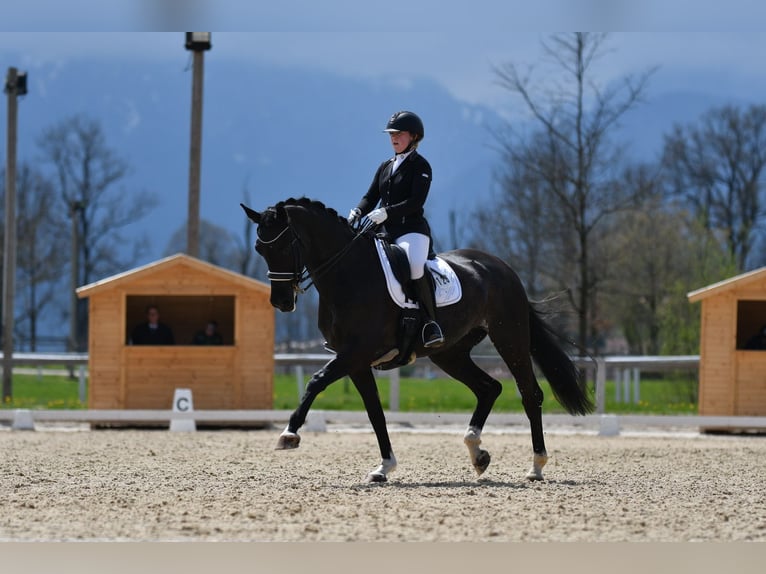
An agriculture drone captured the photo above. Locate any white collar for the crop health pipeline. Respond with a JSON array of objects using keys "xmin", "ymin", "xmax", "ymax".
[
  {"xmin": 391, "ymin": 150, "xmax": 413, "ymax": 174},
  {"xmin": 393, "ymin": 150, "xmax": 413, "ymax": 163}
]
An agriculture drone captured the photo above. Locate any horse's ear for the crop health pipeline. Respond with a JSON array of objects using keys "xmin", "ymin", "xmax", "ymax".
[{"xmin": 240, "ymin": 203, "xmax": 261, "ymax": 223}]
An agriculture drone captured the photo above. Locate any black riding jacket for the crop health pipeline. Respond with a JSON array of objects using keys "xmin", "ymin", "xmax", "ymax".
[{"xmin": 356, "ymin": 150, "xmax": 433, "ymax": 239}]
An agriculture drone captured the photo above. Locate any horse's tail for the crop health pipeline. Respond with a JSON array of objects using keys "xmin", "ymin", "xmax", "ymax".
[{"xmin": 528, "ymin": 304, "xmax": 593, "ymax": 415}]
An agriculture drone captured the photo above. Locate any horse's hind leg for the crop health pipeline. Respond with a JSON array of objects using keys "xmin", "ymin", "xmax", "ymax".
[
  {"xmin": 489, "ymin": 325, "xmax": 548, "ymax": 481},
  {"xmin": 430, "ymin": 337, "xmax": 502, "ymax": 477}
]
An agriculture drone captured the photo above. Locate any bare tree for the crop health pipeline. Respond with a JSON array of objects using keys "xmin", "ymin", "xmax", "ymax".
[
  {"xmin": 605, "ymin": 198, "xmax": 690, "ymax": 354},
  {"xmin": 164, "ymin": 219, "xmax": 242, "ymax": 269},
  {"xmin": 656, "ymin": 215, "xmax": 738, "ymax": 356},
  {"xmin": 662, "ymin": 104, "xmax": 766, "ymax": 271},
  {"xmin": 486, "ymin": 33, "xmax": 655, "ymax": 350},
  {"xmin": 1, "ymin": 165, "xmax": 69, "ymax": 351},
  {"xmin": 474, "ymin": 134, "xmax": 563, "ymax": 299},
  {"xmin": 38, "ymin": 114, "xmax": 158, "ymax": 350},
  {"xmin": 15, "ymin": 164, "xmax": 68, "ymax": 350}
]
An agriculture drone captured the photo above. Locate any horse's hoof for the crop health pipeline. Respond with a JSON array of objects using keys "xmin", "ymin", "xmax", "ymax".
[
  {"xmin": 275, "ymin": 432, "xmax": 301, "ymax": 450},
  {"xmin": 474, "ymin": 449, "xmax": 491, "ymax": 476},
  {"xmin": 525, "ymin": 452, "xmax": 548, "ymax": 481},
  {"xmin": 366, "ymin": 456, "xmax": 396, "ymax": 482},
  {"xmin": 366, "ymin": 472, "xmax": 388, "ymax": 483},
  {"xmin": 525, "ymin": 468, "xmax": 544, "ymax": 481}
]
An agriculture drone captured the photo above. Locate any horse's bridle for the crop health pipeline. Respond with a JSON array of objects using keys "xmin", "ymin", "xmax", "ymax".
[
  {"xmin": 256, "ymin": 223, "xmax": 310, "ymax": 291},
  {"xmin": 256, "ymin": 217, "xmax": 375, "ymax": 294}
]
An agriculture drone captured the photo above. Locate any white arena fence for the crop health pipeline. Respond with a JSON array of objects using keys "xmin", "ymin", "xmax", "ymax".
[{"xmin": 1, "ymin": 352, "xmax": 765, "ymax": 434}]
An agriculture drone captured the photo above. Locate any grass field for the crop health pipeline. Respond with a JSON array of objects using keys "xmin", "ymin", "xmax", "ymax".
[{"xmin": 2, "ymin": 371, "xmax": 698, "ymax": 415}]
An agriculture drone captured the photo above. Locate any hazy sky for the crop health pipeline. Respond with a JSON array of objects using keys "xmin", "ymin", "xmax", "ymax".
[
  {"xmin": 3, "ymin": 1, "xmax": 766, "ymax": 112},
  {"xmin": 2, "ymin": 30, "xmax": 766, "ymax": 116},
  {"xmin": 2, "ymin": 0, "xmax": 765, "ymax": 31}
]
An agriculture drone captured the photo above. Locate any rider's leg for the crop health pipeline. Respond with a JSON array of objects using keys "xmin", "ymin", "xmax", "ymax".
[{"xmin": 396, "ymin": 233, "xmax": 444, "ymax": 348}]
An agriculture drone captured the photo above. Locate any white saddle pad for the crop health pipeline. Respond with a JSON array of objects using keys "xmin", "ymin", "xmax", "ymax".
[{"xmin": 374, "ymin": 238, "xmax": 462, "ymax": 309}]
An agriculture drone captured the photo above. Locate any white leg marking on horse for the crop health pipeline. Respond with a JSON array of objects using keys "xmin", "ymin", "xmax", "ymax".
[
  {"xmin": 463, "ymin": 426, "xmax": 482, "ymax": 462},
  {"xmin": 525, "ymin": 451, "xmax": 548, "ymax": 481},
  {"xmin": 463, "ymin": 426, "xmax": 491, "ymax": 476},
  {"xmin": 367, "ymin": 454, "xmax": 397, "ymax": 483},
  {"xmin": 275, "ymin": 426, "xmax": 301, "ymax": 450}
]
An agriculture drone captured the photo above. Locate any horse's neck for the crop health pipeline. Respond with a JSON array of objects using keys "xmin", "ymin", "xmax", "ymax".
[
  {"xmin": 297, "ymin": 222, "xmax": 371, "ymax": 290},
  {"xmin": 299, "ymin": 222, "xmax": 355, "ymax": 271}
]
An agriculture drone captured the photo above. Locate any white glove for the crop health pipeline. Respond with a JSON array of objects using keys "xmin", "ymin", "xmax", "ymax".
[
  {"xmin": 367, "ymin": 208, "xmax": 388, "ymax": 224},
  {"xmin": 348, "ymin": 208, "xmax": 361, "ymax": 223}
]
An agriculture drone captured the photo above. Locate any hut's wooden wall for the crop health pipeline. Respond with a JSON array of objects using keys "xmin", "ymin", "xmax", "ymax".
[
  {"xmin": 735, "ymin": 352, "xmax": 766, "ymax": 415},
  {"xmin": 699, "ymin": 296, "xmax": 736, "ymax": 415},
  {"xmin": 237, "ymin": 292, "xmax": 275, "ymax": 408},
  {"xmin": 88, "ymin": 290, "xmax": 125, "ymax": 409},
  {"xmin": 698, "ymin": 277, "xmax": 766, "ymax": 416}
]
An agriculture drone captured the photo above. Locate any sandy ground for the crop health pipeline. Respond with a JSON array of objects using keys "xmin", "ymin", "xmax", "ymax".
[{"xmin": 1, "ymin": 424, "xmax": 765, "ymax": 542}]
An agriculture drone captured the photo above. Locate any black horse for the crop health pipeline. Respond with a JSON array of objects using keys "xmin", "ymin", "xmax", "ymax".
[{"xmin": 242, "ymin": 197, "xmax": 592, "ymax": 482}]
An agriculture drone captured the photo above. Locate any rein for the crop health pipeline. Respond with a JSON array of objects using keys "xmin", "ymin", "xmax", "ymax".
[{"xmin": 259, "ymin": 218, "xmax": 376, "ymax": 294}]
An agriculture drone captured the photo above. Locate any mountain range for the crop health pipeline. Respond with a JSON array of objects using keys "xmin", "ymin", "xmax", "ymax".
[{"xmin": 4, "ymin": 57, "xmax": 748, "ymax": 261}]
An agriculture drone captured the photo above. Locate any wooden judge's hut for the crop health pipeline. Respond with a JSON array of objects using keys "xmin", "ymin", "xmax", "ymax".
[
  {"xmin": 687, "ymin": 266, "xmax": 766, "ymax": 417},
  {"xmin": 76, "ymin": 254, "xmax": 274, "ymax": 410}
]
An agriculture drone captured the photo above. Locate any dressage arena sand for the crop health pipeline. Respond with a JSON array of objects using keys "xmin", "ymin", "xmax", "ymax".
[{"xmin": 1, "ymin": 424, "xmax": 765, "ymax": 542}]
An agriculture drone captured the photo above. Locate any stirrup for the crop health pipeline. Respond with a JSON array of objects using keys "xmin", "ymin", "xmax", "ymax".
[{"xmin": 422, "ymin": 321, "xmax": 445, "ymax": 348}]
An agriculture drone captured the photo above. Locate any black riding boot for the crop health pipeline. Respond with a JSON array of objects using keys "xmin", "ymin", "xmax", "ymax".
[{"xmin": 413, "ymin": 275, "xmax": 445, "ymax": 348}]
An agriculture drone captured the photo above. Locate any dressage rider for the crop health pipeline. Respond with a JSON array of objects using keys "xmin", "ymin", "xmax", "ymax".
[{"xmin": 348, "ymin": 111, "xmax": 445, "ymax": 348}]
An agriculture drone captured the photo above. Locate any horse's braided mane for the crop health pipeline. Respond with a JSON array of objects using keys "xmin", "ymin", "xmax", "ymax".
[{"xmin": 273, "ymin": 197, "xmax": 351, "ymax": 229}]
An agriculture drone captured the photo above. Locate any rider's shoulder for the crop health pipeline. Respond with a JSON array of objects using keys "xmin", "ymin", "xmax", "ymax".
[{"xmin": 411, "ymin": 152, "xmax": 431, "ymax": 171}]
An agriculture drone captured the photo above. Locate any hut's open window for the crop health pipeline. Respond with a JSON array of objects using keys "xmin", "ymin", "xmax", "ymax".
[
  {"xmin": 736, "ymin": 300, "xmax": 766, "ymax": 350},
  {"xmin": 126, "ymin": 295, "xmax": 235, "ymax": 346}
]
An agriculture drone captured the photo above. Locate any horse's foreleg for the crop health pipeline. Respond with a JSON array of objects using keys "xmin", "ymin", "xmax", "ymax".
[
  {"xmin": 276, "ymin": 358, "xmax": 348, "ymax": 450},
  {"xmin": 349, "ymin": 369, "xmax": 396, "ymax": 482}
]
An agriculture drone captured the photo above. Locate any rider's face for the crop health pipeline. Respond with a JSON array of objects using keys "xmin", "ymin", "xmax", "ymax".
[{"xmin": 389, "ymin": 131, "xmax": 414, "ymax": 154}]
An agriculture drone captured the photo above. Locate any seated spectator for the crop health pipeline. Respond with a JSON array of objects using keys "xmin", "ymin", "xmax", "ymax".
[
  {"xmin": 130, "ymin": 305, "xmax": 175, "ymax": 345},
  {"xmin": 193, "ymin": 320, "xmax": 223, "ymax": 345},
  {"xmin": 744, "ymin": 324, "xmax": 766, "ymax": 350}
]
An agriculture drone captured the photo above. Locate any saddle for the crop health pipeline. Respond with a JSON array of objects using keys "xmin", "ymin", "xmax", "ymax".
[
  {"xmin": 371, "ymin": 234, "xmax": 462, "ymax": 371},
  {"xmin": 374, "ymin": 236, "xmax": 462, "ymax": 310},
  {"xmin": 381, "ymin": 238, "xmax": 432, "ymax": 303}
]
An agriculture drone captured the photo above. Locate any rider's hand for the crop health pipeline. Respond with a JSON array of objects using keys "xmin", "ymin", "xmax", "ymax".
[
  {"xmin": 347, "ymin": 208, "xmax": 361, "ymax": 224},
  {"xmin": 367, "ymin": 208, "xmax": 388, "ymax": 224}
]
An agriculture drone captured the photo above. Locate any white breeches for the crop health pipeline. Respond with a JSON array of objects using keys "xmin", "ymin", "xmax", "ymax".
[{"xmin": 395, "ymin": 232, "xmax": 429, "ymax": 280}]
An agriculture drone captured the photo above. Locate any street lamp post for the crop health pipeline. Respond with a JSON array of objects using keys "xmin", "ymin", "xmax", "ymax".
[
  {"xmin": 69, "ymin": 200, "xmax": 85, "ymax": 357},
  {"xmin": 3, "ymin": 67, "xmax": 27, "ymax": 402},
  {"xmin": 185, "ymin": 32, "xmax": 211, "ymax": 258}
]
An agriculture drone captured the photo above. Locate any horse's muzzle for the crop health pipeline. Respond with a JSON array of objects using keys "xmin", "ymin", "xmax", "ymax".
[{"xmin": 270, "ymin": 289, "xmax": 297, "ymax": 313}]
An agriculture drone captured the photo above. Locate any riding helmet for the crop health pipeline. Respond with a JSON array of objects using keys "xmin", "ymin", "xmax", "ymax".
[{"xmin": 384, "ymin": 111, "xmax": 424, "ymax": 141}]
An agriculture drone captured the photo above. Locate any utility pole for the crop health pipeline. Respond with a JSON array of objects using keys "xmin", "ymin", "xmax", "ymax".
[
  {"xmin": 2, "ymin": 67, "xmax": 26, "ymax": 401},
  {"xmin": 69, "ymin": 201, "xmax": 83, "ymax": 356},
  {"xmin": 185, "ymin": 32, "xmax": 212, "ymax": 258}
]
